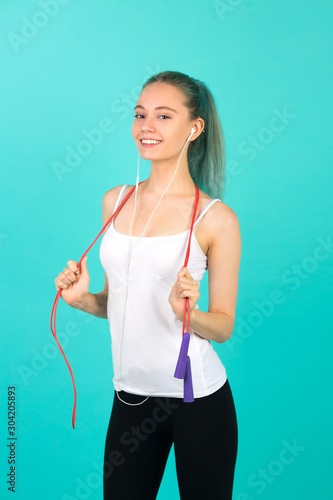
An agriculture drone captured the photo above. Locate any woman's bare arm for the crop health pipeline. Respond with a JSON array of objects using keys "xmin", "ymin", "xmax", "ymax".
[
  {"xmin": 72, "ymin": 185, "xmax": 123, "ymax": 318},
  {"xmin": 187, "ymin": 202, "xmax": 242, "ymax": 343}
]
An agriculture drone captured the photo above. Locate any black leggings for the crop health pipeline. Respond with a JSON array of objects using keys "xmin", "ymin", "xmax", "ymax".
[{"xmin": 103, "ymin": 379, "xmax": 238, "ymax": 500}]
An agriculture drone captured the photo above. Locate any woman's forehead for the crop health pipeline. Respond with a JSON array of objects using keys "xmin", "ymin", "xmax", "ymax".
[{"xmin": 138, "ymin": 82, "xmax": 185, "ymax": 108}]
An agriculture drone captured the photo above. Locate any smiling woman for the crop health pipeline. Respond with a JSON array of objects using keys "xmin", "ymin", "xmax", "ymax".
[{"xmin": 54, "ymin": 70, "xmax": 241, "ymax": 500}]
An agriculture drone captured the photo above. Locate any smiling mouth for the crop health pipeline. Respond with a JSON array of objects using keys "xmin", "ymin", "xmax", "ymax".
[{"xmin": 140, "ymin": 140, "xmax": 162, "ymax": 147}]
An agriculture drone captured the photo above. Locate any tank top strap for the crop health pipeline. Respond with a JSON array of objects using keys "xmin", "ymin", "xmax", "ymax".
[
  {"xmin": 105, "ymin": 184, "xmax": 129, "ymax": 233},
  {"xmin": 115, "ymin": 184, "xmax": 129, "ymax": 210},
  {"xmin": 193, "ymin": 198, "xmax": 221, "ymax": 232}
]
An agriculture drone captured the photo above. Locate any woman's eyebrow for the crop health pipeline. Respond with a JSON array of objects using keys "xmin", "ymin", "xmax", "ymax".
[{"xmin": 134, "ymin": 105, "xmax": 177, "ymax": 113}]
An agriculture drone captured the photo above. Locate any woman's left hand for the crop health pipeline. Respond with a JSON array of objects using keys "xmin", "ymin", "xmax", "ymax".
[{"xmin": 168, "ymin": 267, "xmax": 200, "ymax": 321}]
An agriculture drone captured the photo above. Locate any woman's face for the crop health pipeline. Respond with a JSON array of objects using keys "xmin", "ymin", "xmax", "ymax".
[{"xmin": 131, "ymin": 82, "xmax": 194, "ymax": 161}]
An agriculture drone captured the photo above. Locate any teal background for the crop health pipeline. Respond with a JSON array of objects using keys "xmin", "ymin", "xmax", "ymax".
[{"xmin": 1, "ymin": 1, "xmax": 332, "ymax": 499}]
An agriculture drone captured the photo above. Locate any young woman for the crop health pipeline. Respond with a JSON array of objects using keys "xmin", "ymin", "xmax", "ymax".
[{"xmin": 54, "ymin": 71, "xmax": 241, "ymax": 500}]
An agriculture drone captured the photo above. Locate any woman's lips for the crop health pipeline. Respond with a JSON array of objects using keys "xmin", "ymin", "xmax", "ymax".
[{"xmin": 140, "ymin": 140, "xmax": 162, "ymax": 148}]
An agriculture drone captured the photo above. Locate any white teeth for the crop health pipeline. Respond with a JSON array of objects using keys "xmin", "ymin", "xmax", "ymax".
[{"xmin": 142, "ymin": 140, "xmax": 161, "ymax": 144}]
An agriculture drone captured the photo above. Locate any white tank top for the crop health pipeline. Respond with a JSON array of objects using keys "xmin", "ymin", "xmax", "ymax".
[{"xmin": 99, "ymin": 184, "xmax": 227, "ymax": 398}]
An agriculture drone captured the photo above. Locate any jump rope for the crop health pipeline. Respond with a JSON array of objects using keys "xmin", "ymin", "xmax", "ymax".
[{"xmin": 51, "ymin": 127, "xmax": 198, "ymax": 429}]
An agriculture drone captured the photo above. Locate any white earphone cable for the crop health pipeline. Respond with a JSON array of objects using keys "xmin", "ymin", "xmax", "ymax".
[{"xmin": 115, "ymin": 129, "xmax": 195, "ymax": 406}]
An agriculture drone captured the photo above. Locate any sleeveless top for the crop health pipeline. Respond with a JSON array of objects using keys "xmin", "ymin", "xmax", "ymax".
[{"xmin": 99, "ymin": 184, "xmax": 227, "ymax": 398}]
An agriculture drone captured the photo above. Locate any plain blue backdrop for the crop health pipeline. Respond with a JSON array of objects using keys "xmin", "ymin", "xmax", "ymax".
[{"xmin": 1, "ymin": 1, "xmax": 332, "ymax": 499}]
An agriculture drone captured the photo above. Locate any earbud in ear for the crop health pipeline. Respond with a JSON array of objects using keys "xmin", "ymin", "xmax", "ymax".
[{"xmin": 187, "ymin": 127, "xmax": 195, "ymax": 142}]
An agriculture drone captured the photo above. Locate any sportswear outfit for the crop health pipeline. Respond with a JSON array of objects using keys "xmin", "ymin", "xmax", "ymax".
[{"xmin": 99, "ymin": 184, "xmax": 238, "ymax": 499}]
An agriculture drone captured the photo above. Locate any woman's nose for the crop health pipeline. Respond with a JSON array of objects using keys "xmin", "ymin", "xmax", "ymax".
[
  {"xmin": 142, "ymin": 126, "xmax": 154, "ymax": 134},
  {"xmin": 141, "ymin": 118, "xmax": 155, "ymax": 132}
]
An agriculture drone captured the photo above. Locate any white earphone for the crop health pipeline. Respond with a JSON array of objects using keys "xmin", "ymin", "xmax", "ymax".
[{"xmin": 188, "ymin": 127, "xmax": 195, "ymax": 141}]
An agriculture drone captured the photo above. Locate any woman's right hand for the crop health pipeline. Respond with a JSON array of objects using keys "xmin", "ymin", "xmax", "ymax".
[{"xmin": 54, "ymin": 256, "xmax": 90, "ymax": 307}]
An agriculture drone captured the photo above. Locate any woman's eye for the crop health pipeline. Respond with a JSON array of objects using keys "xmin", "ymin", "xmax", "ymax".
[{"xmin": 133, "ymin": 114, "xmax": 170, "ymax": 119}]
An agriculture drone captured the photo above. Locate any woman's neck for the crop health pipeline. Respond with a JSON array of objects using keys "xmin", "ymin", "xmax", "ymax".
[{"xmin": 142, "ymin": 163, "xmax": 195, "ymax": 198}]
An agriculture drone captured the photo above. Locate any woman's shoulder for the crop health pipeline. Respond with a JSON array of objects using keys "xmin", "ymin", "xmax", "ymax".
[
  {"xmin": 102, "ymin": 183, "xmax": 132, "ymax": 204},
  {"xmin": 198, "ymin": 188, "xmax": 233, "ymax": 216},
  {"xmin": 102, "ymin": 184, "xmax": 128, "ymax": 224},
  {"xmin": 200, "ymin": 191, "xmax": 239, "ymax": 240}
]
